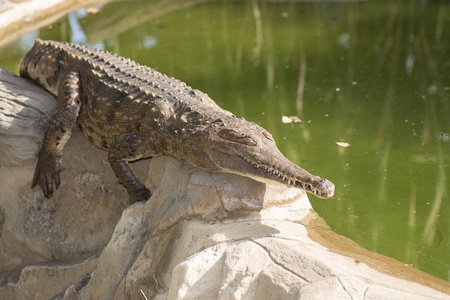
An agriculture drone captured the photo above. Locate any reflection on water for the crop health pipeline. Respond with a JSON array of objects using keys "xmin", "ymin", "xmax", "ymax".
[{"xmin": 0, "ymin": 0, "xmax": 448, "ymax": 280}]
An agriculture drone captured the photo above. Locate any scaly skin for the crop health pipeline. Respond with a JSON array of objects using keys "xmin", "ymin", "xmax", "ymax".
[{"xmin": 20, "ymin": 38, "xmax": 335, "ymax": 203}]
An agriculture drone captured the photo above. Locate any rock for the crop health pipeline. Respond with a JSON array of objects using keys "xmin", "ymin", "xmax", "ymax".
[
  {"xmin": 65, "ymin": 156, "xmax": 449, "ymax": 300},
  {"xmin": 1, "ymin": 256, "xmax": 97, "ymax": 300},
  {"xmin": 0, "ymin": 68, "xmax": 54, "ymax": 167},
  {"xmin": 0, "ymin": 68, "xmax": 147, "ymax": 298},
  {"xmin": 0, "ymin": 68, "xmax": 449, "ymax": 299}
]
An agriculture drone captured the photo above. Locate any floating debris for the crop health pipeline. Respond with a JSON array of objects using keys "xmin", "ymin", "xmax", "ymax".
[
  {"xmin": 438, "ymin": 132, "xmax": 449, "ymax": 143},
  {"xmin": 336, "ymin": 141, "xmax": 351, "ymax": 148},
  {"xmin": 282, "ymin": 115, "xmax": 303, "ymax": 124}
]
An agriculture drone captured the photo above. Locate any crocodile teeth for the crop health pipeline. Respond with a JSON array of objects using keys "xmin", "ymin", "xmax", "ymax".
[{"xmin": 244, "ymin": 157, "xmax": 307, "ymax": 188}]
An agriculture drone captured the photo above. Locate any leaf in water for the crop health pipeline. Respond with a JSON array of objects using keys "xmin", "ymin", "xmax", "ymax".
[
  {"xmin": 282, "ymin": 116, "xmax": 292, "ymax": 123},
  {"xmin": 336, "ymin": 141, "xmax": 351, "ymax": 147},
  {"xmin": 282, "ymin": 115, "xmax": 303, "ymax": 124}
]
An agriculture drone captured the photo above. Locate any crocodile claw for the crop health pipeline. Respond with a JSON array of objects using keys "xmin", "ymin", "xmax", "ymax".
[{"xmin": 32, "ymin": 155, "xmax": 61, "ymax": 198}]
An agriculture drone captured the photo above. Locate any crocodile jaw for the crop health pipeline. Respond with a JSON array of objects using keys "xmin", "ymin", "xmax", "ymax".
[
  {"xmin": 219, "ymin": 153, "xmax": 335, "ymax": 199},
  {"xmin": 240, "ymin": 156, "xmax": 335, "ymax": 199}
]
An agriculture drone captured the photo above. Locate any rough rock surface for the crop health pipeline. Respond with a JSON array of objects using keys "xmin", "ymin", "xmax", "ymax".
[
  {"xmin": 0, "ymin": 69, "xmax": 449, "ymax": 299},
  {"xmin": 0, "ymin": 68, "xmax": 146, "ymax": 298},
  {"xmin": 70, "ymin": 156, "xmax": 449, "ymax": 300}
]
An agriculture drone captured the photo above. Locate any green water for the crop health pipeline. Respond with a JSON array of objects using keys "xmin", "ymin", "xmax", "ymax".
[{"xmin": 0, "ymin": 0, "xmax": 448, "ymax": 281}]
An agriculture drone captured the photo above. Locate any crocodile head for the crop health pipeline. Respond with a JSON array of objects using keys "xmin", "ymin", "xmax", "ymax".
[{"xmin": 181, "ymin": 116, "xmax": 335, "ymax": 199}]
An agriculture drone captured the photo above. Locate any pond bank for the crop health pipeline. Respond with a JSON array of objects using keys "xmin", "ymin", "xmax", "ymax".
[{"xmin": 0, "ymin": 0, "xmax": 107, "ymax": 48}]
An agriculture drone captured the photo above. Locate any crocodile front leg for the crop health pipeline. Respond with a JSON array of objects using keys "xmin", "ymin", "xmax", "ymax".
[
  {"xmin": 108, "ymin": 131, "xmax": 159, "ymax": 203},
  {"xmin": 32, "ymin": 71, "xmax": 81, "ymax": 198}
]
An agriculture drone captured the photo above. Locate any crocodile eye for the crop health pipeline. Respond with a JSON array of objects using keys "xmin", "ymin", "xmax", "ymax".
[
  {"xmin": 262, "ymin": 130, "xmax": 273, "ymax": 141},
  {"xmin": 218, "ymin": 129, "xmax": 257, "ymax": 146}
]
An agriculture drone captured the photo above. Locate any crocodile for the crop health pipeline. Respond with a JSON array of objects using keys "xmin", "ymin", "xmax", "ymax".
[{"xmin": 20, "ymin": 38, "xmax": 335, "ymax": 203}]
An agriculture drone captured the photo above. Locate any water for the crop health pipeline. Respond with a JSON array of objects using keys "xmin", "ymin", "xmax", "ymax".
[{"xmin": 0, "ymin": 0, "xmax": 448, "ymax": 280}]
